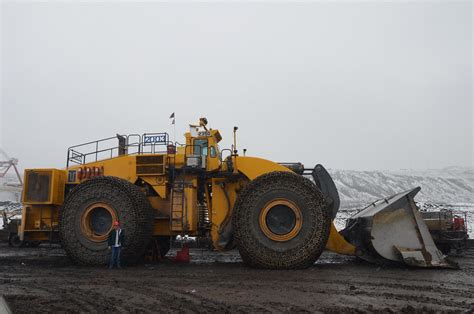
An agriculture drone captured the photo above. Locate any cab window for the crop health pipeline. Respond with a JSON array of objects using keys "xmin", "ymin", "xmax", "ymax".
[
  {"xmin": 194, "ymin": 139, "xmax": 208, "ymax": 156},
  {"xmin": 210, "ymin": 146, "xmax": 217, "ymax": 158}
]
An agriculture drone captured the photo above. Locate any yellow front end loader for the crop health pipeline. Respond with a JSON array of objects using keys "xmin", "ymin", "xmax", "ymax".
[{"xmin": 19, "ymin": 118, "xmax": 454, "ymax": 269}]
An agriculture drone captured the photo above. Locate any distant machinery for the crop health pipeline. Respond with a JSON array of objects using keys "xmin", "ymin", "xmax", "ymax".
[
  {"xmin": 0, "ymin": 148, "xmax": 23, "ymax": 202},
  {"xmin": 0, "ymin": 149, "xmax": 24, "ymax": 245},
  {"xmin": 0, "ymin": 148, "xmax": 22, "ymax": 184}
]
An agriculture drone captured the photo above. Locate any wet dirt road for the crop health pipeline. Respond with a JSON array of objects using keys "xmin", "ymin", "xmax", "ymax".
[{"xmin": 0, "ymin": 243, "xmax": 473, "ymax": 313}]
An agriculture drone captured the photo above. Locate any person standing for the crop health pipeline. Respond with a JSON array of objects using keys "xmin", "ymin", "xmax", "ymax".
[{"xmin": 108, "ymin": 221, "xmax": 125, "ymax": 269}]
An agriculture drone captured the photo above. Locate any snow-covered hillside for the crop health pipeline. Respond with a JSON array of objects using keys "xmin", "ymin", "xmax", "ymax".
[
  {"xmin": 328, "ymin": 167, "xmax": 474, "ymax": 237},
  {"xmin": 328, "ymin": 166, "xmax": 473, "ymax": 208}
]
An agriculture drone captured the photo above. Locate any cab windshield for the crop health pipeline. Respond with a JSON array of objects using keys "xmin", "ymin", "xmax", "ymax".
[{"xmin": 193, "ymin": 139, "xmax": 208, "ymax": 156}]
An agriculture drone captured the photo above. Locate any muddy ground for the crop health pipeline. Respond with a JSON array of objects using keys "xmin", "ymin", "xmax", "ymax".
[{"xmin": 0, "ymin": 243, "xmax": 473, "ymax": 313}]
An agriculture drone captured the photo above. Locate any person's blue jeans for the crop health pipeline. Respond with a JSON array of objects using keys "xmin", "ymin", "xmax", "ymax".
[{"xmin": 109, "ymin": 246, "xmax": 121, "ymax": 269}]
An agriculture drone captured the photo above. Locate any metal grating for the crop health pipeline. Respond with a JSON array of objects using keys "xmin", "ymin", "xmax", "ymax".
[
  {"xmin": 25, "ymin": 171, "xmax": 51, "ymax": 202},
  {"xmin": 136, "ymin": 155, "xmax": 164, "ymax": 165}
]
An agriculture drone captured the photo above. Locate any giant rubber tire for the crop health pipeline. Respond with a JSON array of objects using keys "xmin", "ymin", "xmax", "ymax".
[
  {"xmin": 233, "ymin": 171, "xmax": 331, "ymax": 269},
  {"xmin": 59, "ymin": 176, "xmax": 155, "ymax": 265},
  {"xmin": 8, "ymin": 234, "xmax": 24, "ymax": 248}
]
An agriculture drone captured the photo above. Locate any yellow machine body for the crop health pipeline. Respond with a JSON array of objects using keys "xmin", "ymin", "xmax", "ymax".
[{"xmin": 19, "ymin": 120, "xmax": 355, "ymax": 258}]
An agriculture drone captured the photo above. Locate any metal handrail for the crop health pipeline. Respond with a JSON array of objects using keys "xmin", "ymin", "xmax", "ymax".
[
  {"xmin": 219, "ymin": 149, "xmax": 232, "ymax": 162},
  {"xmin": 66, "ymin": 132, "xmax": 170, "ymax": 167}
]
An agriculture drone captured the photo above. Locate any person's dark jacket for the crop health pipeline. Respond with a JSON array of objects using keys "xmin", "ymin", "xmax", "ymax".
[{"xmin": 108, "ymin": 229, "xmax": 125, "ymax": 247}]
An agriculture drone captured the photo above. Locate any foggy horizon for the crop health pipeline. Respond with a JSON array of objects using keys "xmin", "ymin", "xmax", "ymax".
[{"xmin": 1, "ymin": 0, "xmax": 473, "ymax": 172}]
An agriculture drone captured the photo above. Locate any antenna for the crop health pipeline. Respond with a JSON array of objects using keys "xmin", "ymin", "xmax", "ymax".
[{"xmin": 233, "ymin": 126, "xmax": 238, "ymax": 155}]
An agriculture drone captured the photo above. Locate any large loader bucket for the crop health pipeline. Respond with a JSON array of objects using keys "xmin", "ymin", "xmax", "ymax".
[{"xmin": 341, "ymin": 187, "xmax": 458, "ymax": 268}]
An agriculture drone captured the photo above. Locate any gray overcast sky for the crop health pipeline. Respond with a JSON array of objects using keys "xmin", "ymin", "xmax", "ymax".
[{"xmin": 1, "ymin": 0, "xmax": 472, "ymax": 171}]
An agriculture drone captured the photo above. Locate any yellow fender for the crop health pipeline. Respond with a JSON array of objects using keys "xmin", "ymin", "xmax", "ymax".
[{"xmin": 235, "ymin": 156, "xmax": 292, "ymax": 180}]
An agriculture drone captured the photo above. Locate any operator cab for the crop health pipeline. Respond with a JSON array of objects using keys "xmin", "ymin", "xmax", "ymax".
[{"xmin": 185, "ymin": 118, "xmax": 221, "ymax": 171}]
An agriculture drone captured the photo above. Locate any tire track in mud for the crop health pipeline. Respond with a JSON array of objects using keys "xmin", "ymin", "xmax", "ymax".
[
  {"xmin": 159, "ymin": 264, "xmax": 474, "ymax": 311},
  {"xmin": 2, "ymin": 269, "xmax": 268, "ymax": 313},
  {"xmin": 290, "ymin": 284, "xmax": 473, "ymax": 311},
  {"xmin": 154, "ymin": 266, "xmax": 474, "ymax": 300},
  {"xmin": 5, "ymin": 276, "xmax": 163, "ymax": 312},
  {"xmin": 3, "ymin": 267, "xmax": 473, "ymax": 312},
  {"xmin": 141, "ymin": 270, "xmax": 473, "ymax": 312},
  {"xmin": 274, "ymin": 273, "xmax": 473, "ymax": 310},
  {"xmin": 305, "ymin": 277, "xmax": 474, "ymax": 296},
  {"xmin": 108, "ymin": 269, "xmax": 274, "ymax": 312},
  {"xmin": 4, "ymin": 279, "xmax": 116, "ymax": 312},
  {"xmin": 193, "ymin": 274, "xmax": 474, "ymax": 311},
  {"xmin": 146, "ymin": 285, "xmax": 271, "ymax": 313},
  {"xmin": 1, "ymin": 245, "xmax": 474, "ymax": 312}
]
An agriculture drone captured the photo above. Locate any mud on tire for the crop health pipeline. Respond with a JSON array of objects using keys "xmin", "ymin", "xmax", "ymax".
[
  {"xmin": 59, "ymin": 176, "xmax": 154, "ymax": 265},
  {"xmin": 233, "ymin": 171, "xmax": 331, "ymax": 269}
]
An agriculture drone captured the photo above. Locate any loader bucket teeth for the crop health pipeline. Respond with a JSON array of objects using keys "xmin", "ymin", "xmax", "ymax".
[
  {"xmin": 312, "ymin": 164, "xmax": 340, "ymax": 219},
  {"xmin": 341, "ymin": 187, "xmax": 458, "ymax": 269}
]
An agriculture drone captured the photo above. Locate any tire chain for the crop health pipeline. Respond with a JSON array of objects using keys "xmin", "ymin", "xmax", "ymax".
[
  {"xmin": 233, "ymin": 171, "xmax": 331, "ymax": 269},
  {"xmin": 59, "ymin": 176, "xmax": 155, "ymax": 265}
]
